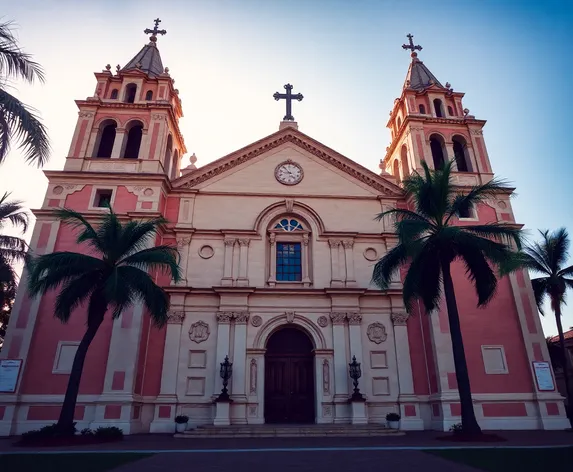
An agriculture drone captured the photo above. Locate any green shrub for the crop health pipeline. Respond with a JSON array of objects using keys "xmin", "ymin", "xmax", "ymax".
[
  {"xmin": 449, "ymin": 422, "xmax": 463, "ymax": 434},
  {"xmin": 94, "ymin": 426, "xmax": 123, "ymax": 439},
  {"xmin": 175, "ymin": 415, "xmax": 189, "ymax": 424},
  {"xmin": 385, "ymin": 412, "xmax": 401, "ymax": 422},
  {"xmin": 80, "ymin": 428, "xmax": 94, "ymax": 436},
  {"xmin": 21, "ymin": 422, "xmax": 77, "ymax": 440}
]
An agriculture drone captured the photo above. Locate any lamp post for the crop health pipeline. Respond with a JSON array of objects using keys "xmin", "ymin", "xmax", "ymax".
[
  {"xmin": 218, "ymin": 355, "xmax": 233, "ymax": 402},
  {"xmin": 348, "ymin": 355, "xmax": 365, "ymax": 401}
]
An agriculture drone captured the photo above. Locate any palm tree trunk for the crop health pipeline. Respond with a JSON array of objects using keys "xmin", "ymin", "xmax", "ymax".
[
  {"xmin": 555, "ymin": 304, "xmax": 573, "ymax": 424},
  {"xmin": 441, "ymin": 258, "xmax": 482, "ymax": 434},
  {"xmin": 56, "ymin": 304, "xmax": 106, "ymax": 435}
]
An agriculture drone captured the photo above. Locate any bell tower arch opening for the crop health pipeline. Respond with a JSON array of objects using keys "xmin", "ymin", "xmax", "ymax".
[{"xmin": 429, "ymin": 134, "xmax": 446, "ymax": 170}]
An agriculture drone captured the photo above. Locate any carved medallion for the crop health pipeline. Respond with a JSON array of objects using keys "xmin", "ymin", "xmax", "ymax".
[
  {"xmin": 251, "ymin": 315, "xmax": 263, "ymax": 327},
  {"xmin": 189, "ymin": 320, "xmax": 210, "ymax": 343},
  {"xmin": 367, "ymin": 322, "xmax": 388, "ymax": 344},
  {"xmin": 317, "ymin": 316, "xmax": 328, "ymax": 328},
  {"xmin": 198, "ymin": 245, "xmax": 215, "ymax": 259}
]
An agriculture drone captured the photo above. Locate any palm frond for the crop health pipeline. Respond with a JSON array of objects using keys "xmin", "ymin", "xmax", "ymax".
[
  {"xmin": 558, "ymin": 265, "xmax": 573, "ymax": 278},
  {"xmin": 54, "ymin": 271, "xmax": 102, "ymax": 323},
  {"xmin": 371, "ymin": 243, "xmax": 412, "ymax": 291},
  {"xmin": 96, "ymin": 209, "xmax": 123, "ymax": 260},
  {"xmin": 0, "ymin": 21, "xmax": 45, "ymax": 83},
  {"xmin": 27, "ymin": 252, "xmax": 104, "ymax": 296},
  {"xmin": 0, "ymin": 192, "xmax": 29, "ymax": 232},
  {"xmin": 457, "ymin": 241, "xmax": 498, "ymax": 306},
  {"xmin": 120, "ymin": 245, "xmax": 181, "ymax": 282},
  {"xmin": 0, "ymin": 89, "xmax": 50, "ymax": 166},
  {"xmin": 103, "ymin": 268, "xmax": 137, "ymax": 319},
  {"xmin": 115, "ymin": 266, "xmax": 170, "ymax": 327},
  {"xmin": 54, "ymin": 209, "xmax": 104, "ymax": 253},
  {"xmin": 458, "ymin": 223, "xmax": 523, "ymax": 249},
  {"xmin": 446, "ymin": 177, "xmax": 512, "ymax": 224},
  {"xmin": 544, "ymin": 228, "xmax": 569, "ymax": 273},
  {"xmin": 402, "ymin": 243, "xmax": 442, "ymax": 313},
  {"xmin": 522, "ymin": 245, "xmax": 552, "ymax": 275},
  {"xmin": 530, "ymin": 277, "xmax": 549, "ymax": 315},
  {"xmin": 113, "ymin": 217, "xmax": 167, "ymax": 260}
]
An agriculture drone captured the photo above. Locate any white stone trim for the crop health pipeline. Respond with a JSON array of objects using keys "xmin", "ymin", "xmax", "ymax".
[
  {"xmin": 51, "ymin": 341, "xmax": 80, "ymax": 374},
  {"xmin": 87, "ymin": 185, "xmax": 117, "ymax": 211},
  {"xmin": 481, "ymin": 345, "xmax": 509, "ymax": 374}
]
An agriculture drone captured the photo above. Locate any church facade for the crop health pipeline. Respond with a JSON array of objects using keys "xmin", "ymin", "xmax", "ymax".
[{"xmin": 0, "ymin": 26, "xmax": 569, "ymax": 435}]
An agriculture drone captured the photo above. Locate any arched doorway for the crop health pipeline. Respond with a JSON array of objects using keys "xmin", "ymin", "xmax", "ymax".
[{"xmin": 264, "ymin": 326, "xmax": 315, "ymax": 423}]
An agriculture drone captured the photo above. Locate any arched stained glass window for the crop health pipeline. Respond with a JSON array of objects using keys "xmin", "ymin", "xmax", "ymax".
[{"xmin": 274, "ymin": 218, "xmax": 304, "ymax": 232}]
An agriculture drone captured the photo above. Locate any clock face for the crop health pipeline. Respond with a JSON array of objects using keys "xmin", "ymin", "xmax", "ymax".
[{"xmin": 275, "ymin": 161, "xmax": 303, "ymax": 185}]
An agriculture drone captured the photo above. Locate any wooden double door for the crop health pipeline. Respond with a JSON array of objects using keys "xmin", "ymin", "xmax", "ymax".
[{"xmin": 264, "ymin": 327, "xmax": 315, "ymax": 424}]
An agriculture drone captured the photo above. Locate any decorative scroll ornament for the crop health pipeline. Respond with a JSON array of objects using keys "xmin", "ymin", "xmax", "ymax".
[
  {"xmin": 391, "ymin": 313, "xmax": 409, "ymax": 326},
  {"xmin": 347, "ymin": 312, "xmax": 362, "ymax": 325},
  {"xmin": 249, "ymin": 359, "xmax": 257, "ymax": 394},
  {"xmin": 216, "ymin": 311, "xmax": 233, "ymax": 323},
  {"xmin": 189, "ymin": 320, "xmax": 210, "ymax": 343},
  {"xmin": 317, "ymin": 316, "xmax": 329, "ymax": 328},
  {"xmin": 167, "ymin": 311, "xmax": 185, "ymax": 324},
  {"xmin": 285, "ymin": 311, "xmax": 296, "ymax": 323},
  {"xmin": 330, "ymin": 312, "xmax": 347, "ymax": 325},
  {"xmin": 322, "ymin": 359, "xmax": 330, "ymax": 394},
  {"xmin": 234, "ymin": 311, "xmax": 250, "ymax": 324},
  {"xmin": 251, "ymin": 315, "xmax": 263, "ymax": 327},
  {"xmin": 367, "ymin": 322, "xmax": 388, "ymax": 344}
]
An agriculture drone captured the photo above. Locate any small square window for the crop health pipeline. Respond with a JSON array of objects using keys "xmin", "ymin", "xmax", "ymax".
[{"xmin": 95, "ymin": 189, "xmax": 113, "ymax": 208}]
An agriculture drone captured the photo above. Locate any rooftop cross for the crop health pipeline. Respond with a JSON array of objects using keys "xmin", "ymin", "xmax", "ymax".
[
  {"xmin": 402, "ymin": 33, "xmax": 422, "ymax": 57},
  {"xmin": 144, "ymin": 18, "xmax": 167, "ymax": 42},
  {"xmin": 273, "ymin": 84, "xmax": 304, "ymax": 121}
]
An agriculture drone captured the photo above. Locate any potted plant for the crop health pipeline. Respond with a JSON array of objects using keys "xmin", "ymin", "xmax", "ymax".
[
  {"xmin": 175, "ymin": 415, "xmax": 189, "ymax": 433},
  {"xmin": 386, "ymin": 412, "xmax": 401, "ymax": 429}
]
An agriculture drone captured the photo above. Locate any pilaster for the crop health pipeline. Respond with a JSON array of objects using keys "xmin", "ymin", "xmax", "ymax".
[
  {"xmin": 221, "ymin": 239, "xmax": 236, "ymax": 286},
  {"xmin": 213, "ymin": 312, "xmax": 233, "ymax": 397},
  {"xmin": 236, "ymin": 239, "xmax": 250, "ymax": 287},
  {"xmin": 231, "ymin": 311, "xmax": 249, "ymax": 424}
]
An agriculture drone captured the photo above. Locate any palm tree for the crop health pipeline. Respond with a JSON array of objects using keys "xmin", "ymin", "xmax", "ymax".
[
  {"xmin": 372, "ymin": 160, "xmax": 522, "ymax": 435},
  {"xmin": 27, "ymin": 209, "xmax": 181, "ymax": 434},
  {"xmin": 0, "ymin": 190, "xmax": 29, "ymax": 287},
  {"xmin": 521, "ymin": 229, "xmax": 573, "ymax": 421},
  {"xmin": 0, "ymin": 21, "xmax": 50, "ymax": 166}
]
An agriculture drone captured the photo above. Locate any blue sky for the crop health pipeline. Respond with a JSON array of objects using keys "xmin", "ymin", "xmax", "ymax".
[{"xmin": 1, "ymin": 0, "xmax": 572, "ymax": 335}]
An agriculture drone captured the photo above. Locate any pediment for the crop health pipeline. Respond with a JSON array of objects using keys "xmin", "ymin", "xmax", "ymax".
[{"xmin": 173, "ymin": 127, "xmax": 402, "ymax": 197}]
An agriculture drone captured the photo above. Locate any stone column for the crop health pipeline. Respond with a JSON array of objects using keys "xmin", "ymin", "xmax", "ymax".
[
  {"xmin": 445, "ymin": 142, "xmax": 457, "ymax": 171},
  {"xmin": 347, "ymin": 313, "xmax": 363, "ymax": 363},
  {"xmin": 237, "ymin": 239, "xmax": 250, "ymax": 286},
  {"xmin": 231, "ymin": 311, "xmax": 249, "ymax": 424},
  {"xmin": 221, "ymin": 238, "xmax": 235, "ymax": 286},
  {"xmin": 268, "ymin": 233, "xmax": 277, "ymax": 286},
  {"xmin": 213, "ymin": 312, "xmax": 233, "ymax": 396},
  {"xmin": 138, "ymin": 130, "xmax": 150, "ymax": 160},
  {"xmin": 301, "ymin": 234, "xmax": 311, "ymax": 286},
  {"xmin": 330, "ymin": 312, "xmax": 349, "ymax": 423},
  {"xmin": 342, "ymin": 240, "xmax": 356, "ymax": 286},
  {"xmin": 329, "ymin": 239, "xmax": 343, "ymax": 287},
  {"xmin": 111, "ymin": 129, "xmax": 126, "ymax": 158},
  {"xmin": 150, "ymin": 311, "xmax": 185, "ymax": 432},
  {"xmin": 176, "ymin": 236, "xmax": 191, "ymax": 286},
  {"xmin": 391, "ymin": 313, "xmax": 415, "ymax": 396}
]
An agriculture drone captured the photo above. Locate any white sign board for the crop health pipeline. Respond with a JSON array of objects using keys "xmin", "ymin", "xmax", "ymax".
[
  {"xmin": 533, "ymin": 361, "xmax": 555, "ymax": 391},
  {"xmin": 0, "ymin": 359, "xmax": 22, "ymax": 393}
]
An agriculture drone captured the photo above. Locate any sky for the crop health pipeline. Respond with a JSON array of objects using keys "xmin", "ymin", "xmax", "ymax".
[{"xmin": 1, "ymin": 0, "xmax": 572, "ymax": 336}]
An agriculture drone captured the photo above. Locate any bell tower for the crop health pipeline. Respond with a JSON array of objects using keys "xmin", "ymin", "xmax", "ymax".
[
  {"xmin": 64, "ymin": 19, "xmax": 186, "ymax": 179},
  {"xmin": 381, "ymin": 34, "xmax": 493, "ymax": 186}
]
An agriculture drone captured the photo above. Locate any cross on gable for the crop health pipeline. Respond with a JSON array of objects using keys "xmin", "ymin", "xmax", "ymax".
[
  {"xmin": 402, "ymin": 33, "xmax": 422, "ymax": 56},
  {"xmin": 144, "ymin": 18, "xmax": 167, "ymax": 42},
  {"xmin": 273, "ymin": 84, "xmax": 304, "ymax": 121}
]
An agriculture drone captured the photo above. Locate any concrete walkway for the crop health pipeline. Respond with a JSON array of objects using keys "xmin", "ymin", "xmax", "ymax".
[{"xmin": 113, "ymin": 449, "xmax": 481, "ymax": 472}]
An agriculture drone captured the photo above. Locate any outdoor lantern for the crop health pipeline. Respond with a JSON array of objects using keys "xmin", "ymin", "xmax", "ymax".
[
  {"xmin": 218, "ymin": 355, "xmax": 233, "ymax": 401},
  {"xmin": 348, "ymin": 355, "xmax": 365, "ymax": 401}
]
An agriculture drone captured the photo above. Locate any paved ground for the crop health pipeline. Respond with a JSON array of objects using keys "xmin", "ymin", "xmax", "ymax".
[
  {"xmin": 2, "ymin": 430, "xmax": 572, "ymax": 452},
  {"xmin": 112, "ymin": 449, "xmax": 481, "ymax": 472}
]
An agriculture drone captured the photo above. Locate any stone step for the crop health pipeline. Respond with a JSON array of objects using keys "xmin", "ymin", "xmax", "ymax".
[{"xmin": 175, "ymin": 425, "xmax": 404, "ymax": 438}]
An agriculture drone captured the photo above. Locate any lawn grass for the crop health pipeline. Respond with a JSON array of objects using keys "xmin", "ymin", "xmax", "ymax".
[
  {"xmin": 0, "ymin": 453, "xmax": 153, "ymax": 472},
  {"xmin": 426, "ymin": 447, "xmax": 573, "ymax": 472}
]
